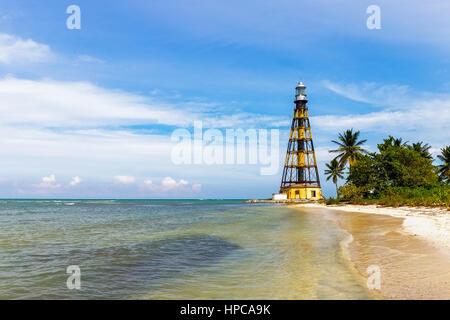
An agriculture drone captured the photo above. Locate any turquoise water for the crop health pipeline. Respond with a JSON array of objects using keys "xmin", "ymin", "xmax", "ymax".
[{"xmin": 0, "ymin": 200, "xmax": 370, "ymax": 299}]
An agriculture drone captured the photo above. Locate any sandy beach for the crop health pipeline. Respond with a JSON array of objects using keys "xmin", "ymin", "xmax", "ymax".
[
  {"xmin": 296, "ymin": 203, "xmax": 450, "ymax": 299},
  {"xmin": 298, "ymin": 203, "xmax": 450, "ymax": 250}
]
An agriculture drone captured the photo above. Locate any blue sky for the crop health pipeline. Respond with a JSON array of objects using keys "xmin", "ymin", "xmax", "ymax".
[{"xmin": 0, "ymin": 0, "xmax": 449, "ymax": 198}]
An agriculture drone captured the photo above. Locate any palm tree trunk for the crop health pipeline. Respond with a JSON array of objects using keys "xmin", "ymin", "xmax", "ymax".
[{"xmin": 335, "ymin": 183, "xmax": 338, "ymax": 197}]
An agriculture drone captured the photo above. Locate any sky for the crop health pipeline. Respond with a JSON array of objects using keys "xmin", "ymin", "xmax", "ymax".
[{"xmin": 0, "ymin": 0, "xmax": 449, "ymax": 199}]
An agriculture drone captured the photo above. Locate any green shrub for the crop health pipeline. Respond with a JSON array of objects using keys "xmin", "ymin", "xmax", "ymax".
[
  {"xmin": 326, "ymin": 197, "xmax": 340, "ymax": 205},
  {"xmin": 338, "ymin": 184, "xmax": 364, "ymax": 201},
  {"xmin": 376, "ymin": 185, "xmax": 449, "ymax": 207},
  {"xmin": 334, "ymin": 184, "xmax": 450, "ymax": 207}
]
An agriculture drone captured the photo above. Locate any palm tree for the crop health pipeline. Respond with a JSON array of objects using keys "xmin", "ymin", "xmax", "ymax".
[
  {"xmin": 329, "ymin": 129, "xmax": 368, "ymax": 168},
  {"xmin": 437, "ymin": 146, "xmax": 450, "ymax": 184},
  {"xmin": 393, "ymin": 137, "xmax": 408, "ymax": 147},
  {"xmin": 325, "ymin": 159, "xmax": 345, "ymax": 195},
  {"xmin": 378, "ymin": 136, "xmax": 408, "ymax": 152},
  {"xmin": 408, "ymin": 142, "xmax": 433, "ymax": 160}
]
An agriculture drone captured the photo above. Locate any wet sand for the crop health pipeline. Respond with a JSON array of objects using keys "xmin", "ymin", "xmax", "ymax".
[
  {"xmin": 304, "ymin": 207, "xmax": 450, "ymax": 299},
  {"xmin": 300, "ymin": 204, "xmax": 450, "ymax": 250}
]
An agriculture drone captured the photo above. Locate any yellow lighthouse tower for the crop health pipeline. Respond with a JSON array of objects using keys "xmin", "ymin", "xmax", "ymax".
[{"xmin": 279, "ymin": 82, "xmax": 322, "ymax": 200}]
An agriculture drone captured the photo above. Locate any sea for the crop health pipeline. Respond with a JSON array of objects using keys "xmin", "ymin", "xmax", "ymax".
[{"xmin": 0, "ymin": 199, "xmax": 371, "ymax": 299}]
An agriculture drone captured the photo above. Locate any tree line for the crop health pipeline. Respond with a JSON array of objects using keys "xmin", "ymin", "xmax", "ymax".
[{"xmin": 324, "ymin": 129, "xmax": 450, "ymax": 207}]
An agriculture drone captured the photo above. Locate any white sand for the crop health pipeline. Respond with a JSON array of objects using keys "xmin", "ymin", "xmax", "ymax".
[{"xmin": 296, "ymin": 203, "xmax": 450, "ymax": 251}]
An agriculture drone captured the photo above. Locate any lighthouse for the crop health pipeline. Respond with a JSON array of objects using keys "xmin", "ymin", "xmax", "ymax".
[{"xmin": 277, "ymin": 82, "xmax": 322, "ymax": 200}]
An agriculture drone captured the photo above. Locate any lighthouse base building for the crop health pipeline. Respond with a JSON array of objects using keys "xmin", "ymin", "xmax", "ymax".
[{"xmin": 280, "ymin": 186, "xmax": 322, "ymax": 200}]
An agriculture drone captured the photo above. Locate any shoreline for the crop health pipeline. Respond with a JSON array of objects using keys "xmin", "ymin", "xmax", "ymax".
[
  {"xmin": 296, "ymin": 203, "xmax": 450, "ymax": 251},
  {"xmin": 295, "ymin": 203, "xmax": 450, "ymax": 299}
]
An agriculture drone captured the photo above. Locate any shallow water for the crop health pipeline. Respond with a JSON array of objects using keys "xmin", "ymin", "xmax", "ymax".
[
  {"xmin": 331, "ymin": 209, "xmax": 450, "ymax": 299},
  {"xmin": 0, "ymin": 200, "xmax": 370, "ymax": 299}
]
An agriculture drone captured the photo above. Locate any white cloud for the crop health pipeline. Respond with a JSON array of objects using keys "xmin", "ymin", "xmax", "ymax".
[
  {"xmin": 37, "ymin": 174, "xmax": 61, "ymax": 189},
  {"xmin": 77, "ymin": 55, "xmax": 104, "ymax": 64},
  {"xmin": 0, "ymin": 77, "xmax": 287, "ymax": 129},
  {"xmin": 69, "ymin": 176, "xmax": 81, "ymax": 186},
  {"xmin": 140, "ymin": 177, "xmax": 200, "ymax": 194},
  {"xmin": 0, "ymin": 34, "xmax": 51, "ymax": 64},
  {"xmin": 313, "ymin": 147, "xmax": 336, "ymax": 163},
  {"xmin": 322, "ymin": 80, "xmax": 411, "ymax": 107},
  {"xmin": 114, "ymin": 175, "xmax": 135, "ymax": 184},
  {"xmin": 0, "ymin": 76, "xmax": 288, "ymax": 195},
  {"xmin": 42, "ymin": 174, "xmax": 56, "ymax": 184},
  {"xmin": 0, "ymin": 77, "xmax": 190, "ymax": 127},
  {"xmin": 0, "ymin": 74, "xmax": 288, "ymax": 196},
  {"xmin": 161, "ymin": 177, "xmax": 188, "ymax": 190},
  {"xmin": 318, "ymin": 80, "xmax": 450, "ymax": 148}
]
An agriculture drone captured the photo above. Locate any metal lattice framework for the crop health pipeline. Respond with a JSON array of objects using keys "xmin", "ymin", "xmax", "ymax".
[{"xmin": 280, "ymin": 97, "xmax": 321, "ymax": 191}]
